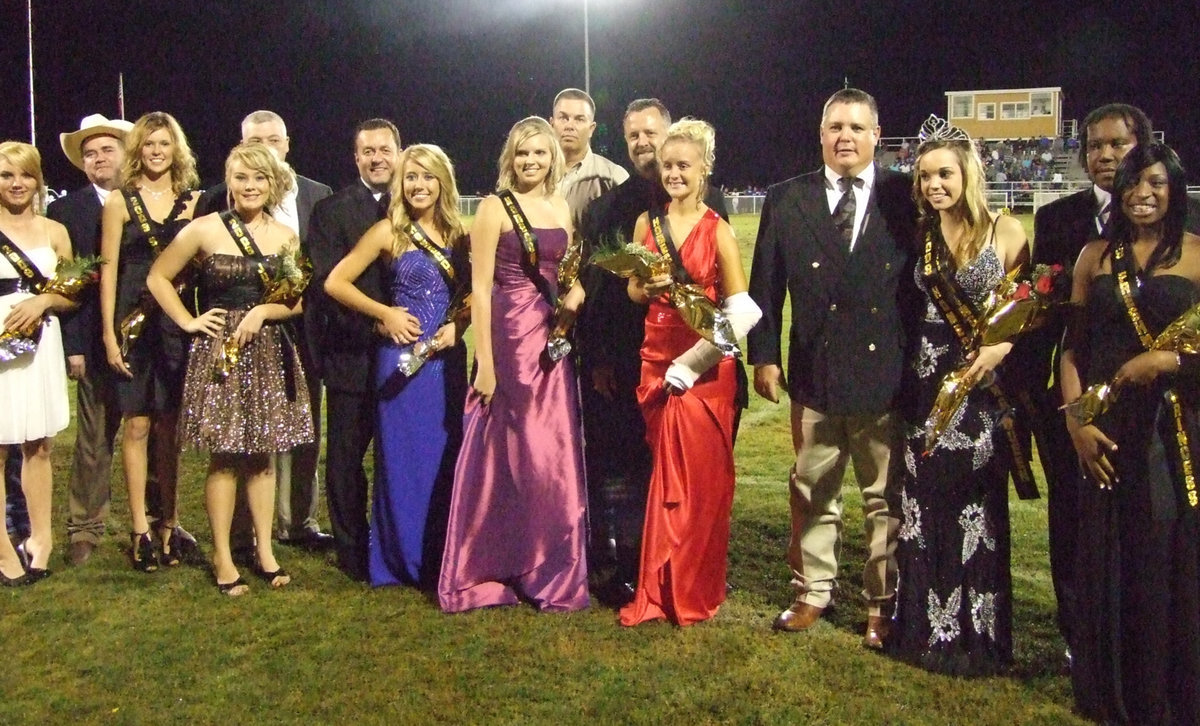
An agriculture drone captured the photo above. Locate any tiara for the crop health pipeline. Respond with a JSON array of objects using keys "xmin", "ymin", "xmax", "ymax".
[{"xmin": 917, "ymin": 114, "xmax": 971, "ymax": 143}]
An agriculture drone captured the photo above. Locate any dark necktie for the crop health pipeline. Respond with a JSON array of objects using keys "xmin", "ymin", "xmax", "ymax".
[
  {"xmin": 832, "ymin": 176, "xmax": 859, "ymax": 246},
  {"xmin": 1097, "ymin": 200, "xmax": 1111, "ymax": 237},
  {"xmin": 377, "ymin": 192, "xmax": 392, "ymax": 219}
]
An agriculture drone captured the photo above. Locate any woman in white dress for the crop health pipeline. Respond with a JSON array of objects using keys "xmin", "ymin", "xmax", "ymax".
[{"xmin": 0, "ymin": 141, "xmax": 76, "ymax": 586}]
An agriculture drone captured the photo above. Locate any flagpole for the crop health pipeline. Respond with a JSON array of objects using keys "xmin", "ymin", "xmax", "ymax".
[
  {"xmin": 119, "ymin": 72, "xmax": 126, "ymax": 119},
  {"xmin": 27, "ymin": 0, "xmax": 36, "ymax": 145}
]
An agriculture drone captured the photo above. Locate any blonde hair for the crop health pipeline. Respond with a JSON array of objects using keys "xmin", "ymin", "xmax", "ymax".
[
  {"xmin": 224, "ymin": 142, "xmax": 294, "ymax": 213},
  {"xmin": 387, "ymin": 144, "xmax": 466, "ymax": 256},
  {"xmin": 0, "ymin": 141, "xmax": 46, "ymax": 213},
  {"xmin": 496, "ymin": 116, "xmax": 564, "ymax": 195},
  {"xmin": 914, "ymin": 138, "xmax": 993, "ymax": 266},
  {"xmin": 120, "ymin": 111, "xmax": 200, "ymax": 196},
  {"xmin": 661, "ymin": 117, "xmax": 716, "ymax": 198}
]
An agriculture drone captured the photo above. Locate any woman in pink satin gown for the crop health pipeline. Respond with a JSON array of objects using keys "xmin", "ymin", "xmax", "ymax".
[{"xmin": 438, "ymin": 117, "xmax": 589, "ymax": 613}]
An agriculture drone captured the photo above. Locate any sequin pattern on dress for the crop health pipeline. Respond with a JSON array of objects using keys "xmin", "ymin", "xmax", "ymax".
[{"xmin": 178, "ymin": 254, "xmax": 312, "ymax": 454}]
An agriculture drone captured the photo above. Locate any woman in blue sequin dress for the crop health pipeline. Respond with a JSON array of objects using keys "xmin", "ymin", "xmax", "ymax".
[
  {"xmin": 325, "ymin": 144, "xmax": 468, "ymax": 588},
  {"xmin": 887, "ymin": 135, "xmax": 1029, "ymax": 675}
]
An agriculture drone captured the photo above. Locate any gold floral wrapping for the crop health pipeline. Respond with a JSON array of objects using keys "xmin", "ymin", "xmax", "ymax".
[
  {"xmin": 1064, "ymin": 300, "xmax": 1200, "ymax": 426},
  {"xmin": 591, "ymin": 243, "xmax": 739, "ymax": 356},
  {"xmin": 546, "ymin": 234, "xmax": 585, "ymax": 360},
  {"xmin": 0, "ymin": 255, "xmax": 102, "ymax": 362},
  {"xmin": 260, "ymin": 247, "xmax": 312, "ymax": 308},
  {"xmin": 924, "ymin": 264, "xmax": 1069, "ymax": 451},
  {"xmin": 118, "ymin": 259, "xmax": 197, "ymax": 360},
  {"xmin": 210, "ymin": 248, "xmax": 311, "ymax": 383}
]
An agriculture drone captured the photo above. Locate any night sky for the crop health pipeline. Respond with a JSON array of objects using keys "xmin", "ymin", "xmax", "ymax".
[{"xmin": 2, "ymin": 0, "xmax": 1198, "ymax": 195}]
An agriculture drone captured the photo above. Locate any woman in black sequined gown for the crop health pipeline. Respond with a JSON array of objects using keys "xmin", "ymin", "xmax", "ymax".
[
  {"xmin": 887, "ymin": 133, "xmax": 1029, "ymax": 675},
  {"xmin": 1061, "ymin": 143, "xmax": 1200, "ymax": 724},
  {"xmin": 148, "ymin": 143, "xmax": 311, "ymax": 595},
  {"xmin": 98, "ymin": 112, "xmax": 200, "ymax": 570}
]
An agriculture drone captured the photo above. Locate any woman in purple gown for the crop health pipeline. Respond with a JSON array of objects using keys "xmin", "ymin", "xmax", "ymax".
[
  {"xmin": 438, "ymin": 117, "xmax": 589, "ymax": 613},
  {"xmin": 325, "ymin": 144, "xmax": 468, "ymax": 588}
]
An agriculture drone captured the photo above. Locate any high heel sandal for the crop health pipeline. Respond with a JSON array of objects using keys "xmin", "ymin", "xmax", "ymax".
[
  {"xmin": 130, "ymin": 531, "xmax": 159, "ymax": 573},
  {"xmin": 17, "ymin": 540, "xmax": 50, "ymax": 583},
  {"xmin": 252, "ymin": 560, "xmax": 291, "ymax": 589},
  {"xmin": 158, "ymin": 527, "xmax": 182, "ymax": 567},
  {"xmin": 216, "ymin": 576, "xmax": 249, "ymax": 597}
]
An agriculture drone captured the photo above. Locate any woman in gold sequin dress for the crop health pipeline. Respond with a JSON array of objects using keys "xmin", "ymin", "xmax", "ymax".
[{"xmin": 147, "ymin": 143, "xmax": 311, "ymax": 595}]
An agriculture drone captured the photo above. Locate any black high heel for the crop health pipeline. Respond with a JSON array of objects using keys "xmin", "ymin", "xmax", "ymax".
[
  {"xmin": 252, "ymin": 559, "xmax": 291, "ymax": 589},
  {"xmin": 158, "ymin": 527, "xmax": 182, "ymax": 567},
  {"xmin": 0, "ymin": 568, "xmax": 30, "ymax": 587},
  {"xmin": 16, "ymin": 540, "xmax": 50, "ymax": 583},
  {"xmin": 130, "ymin": 531, "xmax": 159, "ymax": 573}
]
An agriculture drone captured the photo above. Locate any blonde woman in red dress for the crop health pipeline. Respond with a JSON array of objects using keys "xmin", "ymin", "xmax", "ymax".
[{"xmin": 620, "ymin": 118, "xmax": 760, "ymax": 626}]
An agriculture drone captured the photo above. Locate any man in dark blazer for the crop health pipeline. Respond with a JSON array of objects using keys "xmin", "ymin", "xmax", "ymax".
[
  {"xmin": 196, "ymin": 110, "xmax": 333, "ymax": 550},
  {"xmin": 47, "ymin": 114, "xmax": 133, "ymax": 565},
  {"xmin": 578, "ymin": 97, "xmax": 730, "ymax": 605},
  {"xmin": 747, "ymin": 88, "xmax": 917, "ymax": 649},
  {"xmin": 1023, "ymin": 102, "xmax": 1200, "ymax": 657},
  {"xmin": 304, "ymin": 118, "xmax": 400, "ymax": 581}
]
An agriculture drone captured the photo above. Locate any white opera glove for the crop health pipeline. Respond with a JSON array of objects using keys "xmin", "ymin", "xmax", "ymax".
[{"xmin": 664, "ymin": 292, "xmax": 762, "ymax": 392}]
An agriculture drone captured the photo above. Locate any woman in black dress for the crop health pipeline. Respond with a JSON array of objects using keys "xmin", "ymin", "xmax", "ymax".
[
  {"xmin": 98, "ymin": 112, "xmax": 199, "ymax": 571},
  {"xmin": 1061, "ymin": 142, "xmax": 1200, "ymax": 724},
  {"xmin": 887, "ymin": 126, "xmax": 1028, "ymax": 675}
]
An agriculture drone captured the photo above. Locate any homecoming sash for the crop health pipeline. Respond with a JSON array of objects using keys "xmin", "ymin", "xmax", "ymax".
[
  {"xmin": 216, "ymin": 211, "xmax": 298, "ymax": 398},
  {"xmin": 1110, "ymin": 243, "xmax": 1197, "ymax": 508},
  {"xmin": 0, "ymin": 231, "xmax": 49, "ymax": 293},
  {"xmin": 0, "ymin": 232, "xmax": 49, "ymax": 359},
  {"xmin": 407, "ymin": 222, "xmax": 470, "ymax": 323},
  {"xmin": 117, "ymin": 190, "xmax": 194, "ymax": 358},
  {"xmin": 649, "ymin": 206, "xmax": 695, "ymax": 285},
  {"xmin": 920, "ymin": 228, "xmax": 1039, "ymax": 499},
  {"xmin": 391, "ymin": 224, "xmax": 471, "ymax": 378},
  {"xmin": 497, "ymin": 189, "xmax": 557, "ymax": 309}
]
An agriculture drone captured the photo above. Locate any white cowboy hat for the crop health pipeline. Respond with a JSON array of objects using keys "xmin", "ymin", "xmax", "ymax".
[{"xmin": 59, "ymin": 114, "xmax": 134, "ymax": 171}]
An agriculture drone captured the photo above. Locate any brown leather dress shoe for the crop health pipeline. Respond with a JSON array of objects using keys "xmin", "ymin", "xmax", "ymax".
[
  {"xmin": 772, "ymin": 602, "xmax": 826, "ymax": 632},
  {"xmin": 863, "ymin": 615, "xmax": 891, "ymax": 649},
  {"xmin": 68, "ymin": 540, "xmax": 96, "ymax": 566}
]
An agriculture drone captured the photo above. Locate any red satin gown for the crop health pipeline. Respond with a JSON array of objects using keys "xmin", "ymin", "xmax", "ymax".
[{"xmin": 619, "ymin": 208, "xmax": 738, "ymax": 626}]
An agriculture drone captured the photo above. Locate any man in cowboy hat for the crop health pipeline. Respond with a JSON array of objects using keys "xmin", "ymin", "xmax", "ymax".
[{"xmin": 48, "ymin": 114, "xmax": 139, "ymax": 565}]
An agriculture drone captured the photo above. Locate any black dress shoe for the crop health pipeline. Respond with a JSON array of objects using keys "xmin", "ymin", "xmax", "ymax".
[{"xmin": 282, "ymin": 531, "xmax": 335, "ymax": 552}]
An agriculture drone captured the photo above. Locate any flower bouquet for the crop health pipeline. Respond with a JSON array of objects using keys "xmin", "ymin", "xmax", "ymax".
[
  {"xmin": 119, "ymin": 258, "xmax": 200, "ymax": 360},
  {"xmin": 591, "ymin": 238, "xmax": 740, "ymax": 356},
  {"xmin": 924, "ymin": 262, "xmax": 1069, "ymax": 451},
  {"xmin": 213, "ymin": 245, "xmax": 312, "ymax": 382},
  {"xmin": 546, "ymin": 232, "xmax": 584, "ymax": 361},
  {"xmin": 0, "ymin": 255, "xmax": 103, "ymax": 362}
]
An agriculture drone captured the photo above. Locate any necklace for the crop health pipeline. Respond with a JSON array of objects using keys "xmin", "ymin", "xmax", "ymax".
[{"xmin": 140, "ymin": 186, "xmax": 168, "ymax": 200}]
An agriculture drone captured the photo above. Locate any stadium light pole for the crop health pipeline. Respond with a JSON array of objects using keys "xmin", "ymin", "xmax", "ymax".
[
  {"xmin": 583, "ymin": 0, "xmax": 590, "ymax": 95},
  {"xmin": 26, "ymin": 0, "xmax": 36, "ymax": 145}
]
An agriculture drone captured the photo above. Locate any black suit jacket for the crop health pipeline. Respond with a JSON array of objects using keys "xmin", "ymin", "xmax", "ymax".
[
  {"xmin": 304, "ymin": 182, "xmax": 389, "ymax": 393},
  {"xmin": 46, "ymin": 185, "xmax": 105, "ymax": 360},
  {"xmin": 195, "ymin": 174, "xmax": 332, "ymax": 242},
  {"xmin": 577, "ymin": 176, "xmax": 729, "ymax": 370},
  {"xmin": 747, "ymin": 166, "xmax": 918, "ymax": 415}
]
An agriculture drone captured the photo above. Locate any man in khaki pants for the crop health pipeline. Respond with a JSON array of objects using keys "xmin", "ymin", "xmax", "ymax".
[{"xmin": 747, "ymin": 88, "xmax": 917, "ymax": 648}]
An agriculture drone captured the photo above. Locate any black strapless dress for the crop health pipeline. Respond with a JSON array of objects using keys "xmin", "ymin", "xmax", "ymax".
[{"xmin": 1071, "ymin": 273, "xmax": 1200, "ymax": 725}]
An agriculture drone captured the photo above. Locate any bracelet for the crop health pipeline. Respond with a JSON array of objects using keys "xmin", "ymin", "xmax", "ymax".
[{"xmin": 1176, "ymin": 351, "xmax": 1183, "ymax": 371}]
